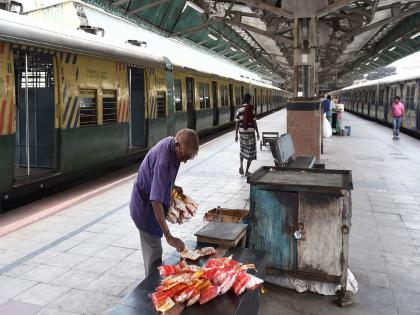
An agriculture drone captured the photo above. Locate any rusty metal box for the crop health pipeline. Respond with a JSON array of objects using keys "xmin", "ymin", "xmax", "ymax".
[{"xmin": 247, "ymin": 167, "xmax": 353, "ymax": 304}]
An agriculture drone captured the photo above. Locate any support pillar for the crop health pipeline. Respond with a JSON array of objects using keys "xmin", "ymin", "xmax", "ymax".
[{"xmin": 287, "ymin": 17, "xmax": 321, "ymax": 159}]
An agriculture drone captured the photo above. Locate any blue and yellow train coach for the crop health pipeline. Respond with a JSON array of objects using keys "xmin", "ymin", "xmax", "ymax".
[{"xmin": 0, "ymin": 11, "xmax": 287, "ymax": 209}]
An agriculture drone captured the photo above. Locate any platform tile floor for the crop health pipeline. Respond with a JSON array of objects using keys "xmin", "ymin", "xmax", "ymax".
[{"xmin": 0, "ymin": 109, "xmax": 419, "ymax": 314}]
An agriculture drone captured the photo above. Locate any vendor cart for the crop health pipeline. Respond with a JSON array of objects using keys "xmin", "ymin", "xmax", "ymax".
[{"xmin": 247, "ymin": 167, "xmax": 353, "ymax": 306}]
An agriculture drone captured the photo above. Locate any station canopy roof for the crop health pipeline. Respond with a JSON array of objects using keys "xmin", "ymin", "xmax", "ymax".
[{"xmin": 81, "ymin": 0, "xmax": 420, "ymax": 89}]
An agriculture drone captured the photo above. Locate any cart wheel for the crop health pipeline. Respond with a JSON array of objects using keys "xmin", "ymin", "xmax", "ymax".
[{"xmin": 260, "ymin": 141, "xmax": 263, "ymax": 151}]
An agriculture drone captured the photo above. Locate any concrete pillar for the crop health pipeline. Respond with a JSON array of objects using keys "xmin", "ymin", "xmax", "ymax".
[
  {"xmin": 287, "ymin": 17, "xmax": 321, "ymax": 159},
  {"xmin": 287, "ymin": 100, "xmax": 321, "ymax": 159}
]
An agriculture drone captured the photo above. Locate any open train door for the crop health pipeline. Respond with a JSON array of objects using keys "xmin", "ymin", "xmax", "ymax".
[
  {"xmin": 186, "ymin": 77, "xmax": 196, "ymax": 130},
  {"xmin": 14, "ymin": 50, "xmax": 56, "ymax": 179},
  {"xmin": 212, "ymin": 81, "xmax": 219, "ymax": 126},
  {"xmin": 129, "ymin": 68, "xmax": 147, "ymax": 147}
]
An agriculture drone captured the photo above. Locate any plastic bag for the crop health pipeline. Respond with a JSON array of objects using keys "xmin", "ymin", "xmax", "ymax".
[
  {"xmin": 265, "ymin": 269, "xmax": 358, "ymax": 296},
  {"xmin": 322, "ymin": 113, "xmax": 332, "ymax": 138}
]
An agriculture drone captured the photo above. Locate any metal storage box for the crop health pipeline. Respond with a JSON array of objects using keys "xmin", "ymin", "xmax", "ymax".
[{"xmin": 247, "ymin": 167, "xmax": 353, "ymax": 305}]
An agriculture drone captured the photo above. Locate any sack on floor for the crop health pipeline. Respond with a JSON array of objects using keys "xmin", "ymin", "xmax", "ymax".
[{"xmin": 322, "ymin": 113, "xmax": 332, "ymax": 138}]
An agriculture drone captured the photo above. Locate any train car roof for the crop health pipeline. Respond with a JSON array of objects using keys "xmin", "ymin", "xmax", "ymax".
[
  {"xmin": 0, "ymin": 10, "xmax": 283, "ymax": 91},
  {"xmin": 0, "ymin": 10, "xmax": 166, "ymax": 69},
  {"xmin": 341, "ymin": 72, "xmax": 420, "ymax": 91}
]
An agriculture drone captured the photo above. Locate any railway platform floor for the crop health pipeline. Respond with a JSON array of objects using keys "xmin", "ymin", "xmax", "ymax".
[{"xmin": 0, "ymin": 109, "xmax": 420, "ymax": 314}]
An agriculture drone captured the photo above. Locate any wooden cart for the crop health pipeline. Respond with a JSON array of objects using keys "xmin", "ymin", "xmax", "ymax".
[{"xmin": 247, "ymin": 167, "xmax": 353, "ymax": 306}]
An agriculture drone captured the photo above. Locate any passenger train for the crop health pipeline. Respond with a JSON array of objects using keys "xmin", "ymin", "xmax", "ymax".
[
  {"xmin": 0, "ymin": 11, "xmax": 288, "ymax": 209},
  {"xmin": 332, "ymin": 72, "xmax": 420, "ymax": 139}
]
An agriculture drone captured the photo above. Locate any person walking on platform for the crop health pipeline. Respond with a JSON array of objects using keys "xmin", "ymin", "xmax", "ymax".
[
  {"xmin": 130, "ymin": 129, "xmax": 199, "ymax": 276},
  {"xmin": 235, "ymin": 93, "xmax": 260, "ymax": 176},
  {"xmin": 323, "ymin": 95, "xmax": 332, "ymax": 123},
  {"xmin": 391, "ymin": 96, "xmax": 404, "ymax": 140}
]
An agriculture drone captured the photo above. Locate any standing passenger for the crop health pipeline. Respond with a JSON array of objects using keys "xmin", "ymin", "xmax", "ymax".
[
  {"xmin": 323, "ymin": 95, "xmax": 332, "ymax": 122},
  {"xmin": 391, "ymin": 96, "xmax": 404, "ymax": 140},
  {"xmin": 235, "ymin": 93, "xmax": 260, "ymax": 176},
  {"xmin": 130, "ymin": 129, "xmax": 199, "ymax": 276}
]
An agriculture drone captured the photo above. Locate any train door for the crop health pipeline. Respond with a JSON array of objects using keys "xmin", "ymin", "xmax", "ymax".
[
  {"xmin": 212, "ymin": 81, "xmax": 219, "ymax": 126},
  {"xmin": 129, "ymin": 68, "xmax": 147, "ymax": 147},
  {"xmin": 14, "ymin": 50, "xmax": 55, "ymax": 179},
  {"xmin": 229, "ymin": 84, "xmax": 234, "ymax": 121},
  {"xmin": 186, "ymin": 77, "xmax": 196, "ymax": 130}
]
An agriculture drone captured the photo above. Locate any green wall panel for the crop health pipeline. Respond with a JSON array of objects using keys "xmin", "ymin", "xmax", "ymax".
[
  {"xmin": 0, "ymin": 134, "xmax": 15, "ymax": 193},
  {"xmin": 149, "ymin": 117, "xmax": 168, "ymax": 146},
  {"xmin": 196, "ymin": 108, "xmax": 214, "ymax": 131},
  {"xmin": 58, "ymin": 123, "xmax": 129, "ymax": 172}
]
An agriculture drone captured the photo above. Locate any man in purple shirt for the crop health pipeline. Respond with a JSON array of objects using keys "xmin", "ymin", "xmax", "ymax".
[{"xmin": 130, "ymin": 128, "xmax": 199, "ymax": 276}]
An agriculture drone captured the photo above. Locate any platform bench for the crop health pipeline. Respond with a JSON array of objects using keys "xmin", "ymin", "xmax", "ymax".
[{"xmin": 271, "ymin": 134, "xmax": 325, "ymax": 169}]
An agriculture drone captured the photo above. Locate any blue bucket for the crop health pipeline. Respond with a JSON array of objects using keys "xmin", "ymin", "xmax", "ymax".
[{"xmin": 345, "ymin": 126, "xmax": 351, "ymax": 136}]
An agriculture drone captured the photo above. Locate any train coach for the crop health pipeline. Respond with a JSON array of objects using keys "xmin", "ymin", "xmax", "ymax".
[
  {"xmin": 0, "ymin": 11, "xmax": 288, "ymax": 209},
  {"xmin": 332, "ymin": 72, "xmax": 420, "ymax": 138}
]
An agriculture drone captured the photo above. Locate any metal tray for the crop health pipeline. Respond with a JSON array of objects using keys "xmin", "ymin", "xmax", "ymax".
[{"xmin": 247, "ymin": 166, "xmax": 353, "ymax": 193}]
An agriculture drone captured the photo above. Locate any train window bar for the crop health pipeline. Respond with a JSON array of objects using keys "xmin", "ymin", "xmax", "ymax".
[
  {"xmin": 156, "ymin": 91, "xmax": 166, "ymax": 118},
  {"xmin": 79, "ymin": 89, "xmax": 97, "ymax": 127},
  {"xmin": 103, "ymin": 90, "xmax": 117, "ymax": 124}
]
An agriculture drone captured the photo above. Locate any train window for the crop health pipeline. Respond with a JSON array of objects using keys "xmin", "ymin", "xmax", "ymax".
[
  {"xmin": 102, "ymin": 90, "xmax": 117, "ymax": 124},
  {"xmin": 17, "ymin": 53, "xmax": 54, "ymax": 88},
  {"xmin": 405, "ymin": 86, "xmax": 410, "ymax": 108},
  {"xmin": 79, "ymin": 89, "xmax": 97, "ymax": 127},
  {"xmin": 156, "ymin": 91, "xmax": 166, "ymax": 117},
  {"xmin": 221, "ymin": 85, "xmax": 229, "ymax": 107},
  {"xmin": 199, "ymin": 83, "xmax": 210, "ymax": 109},
  {"xmin": 411, "ymin": 86, "xmax": 415, "ymax": 110},
  {"xmin": 156, "ymin": 92, "xmax": 166, "ymax": 117},
  {"xmin": 235, "ymin": 87, "xmax": 241, "ymax": 106},
  {"xmin": 406, "ymin": 85, "xmax": 415, "ymax": 110},
  {"xmin": 174, "ymin": 79, "xmax": 182, "ymax": 111}
]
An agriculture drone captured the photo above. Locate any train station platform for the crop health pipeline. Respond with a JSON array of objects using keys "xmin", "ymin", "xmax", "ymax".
[{"xmin": 0, "ymin": 109, "xmax": 419, "ymax": 315}]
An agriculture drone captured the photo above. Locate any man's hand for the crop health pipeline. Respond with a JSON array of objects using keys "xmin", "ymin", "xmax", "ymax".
[
  {"xmin": 173, "ymin": 185, "xmax": 183, "ymax": 195},
  {"xmin": 166, "ymin": 235, "xmax": 185, "ymax": 252}
]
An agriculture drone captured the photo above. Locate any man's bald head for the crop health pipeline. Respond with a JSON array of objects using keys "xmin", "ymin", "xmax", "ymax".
[{"xmin": 175, "ymin": 129, "xmax": 199, "ymax": 162}]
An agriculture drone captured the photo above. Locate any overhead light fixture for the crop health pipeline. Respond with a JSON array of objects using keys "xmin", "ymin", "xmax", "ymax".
[
  {"xmin": 388, "ymin": 46, "xmax": 396, "ymax": 51},
  {"xmin": 410, "ymin": 32, "xmax": 420, "ymax": 39},
  {"xmin": 182, "ymin": 1, "xmax": 204, "ymax": 14},
  {"xmin": 365, "ymin": 62, "xmax": 370, "ymax": 65},
  {"xmin": 248, "ymin": 58, "xmax": 253, "ymax": 62},
  {"xmin": 222, "ymin": 37, "xmax": 229, "ymax": 42},
  {"xmin": 230, "ymin": 47, "xmax": 237, "ymax": 52},
  {"xmin": 207, "ymin": 33, "xmax": 218, "ymax": 40},
  {"xmin": 373, "ymin": 57, "xmax": 379, "ymax": 61}
]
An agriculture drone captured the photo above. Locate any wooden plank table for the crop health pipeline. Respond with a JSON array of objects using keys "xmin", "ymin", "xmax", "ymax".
[{"xmin": 108, "ymin": 241, "xmax": 266, "ymax": 315}]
